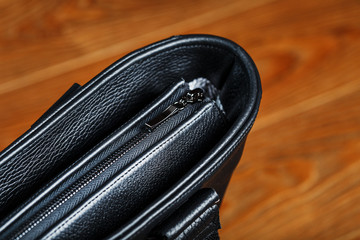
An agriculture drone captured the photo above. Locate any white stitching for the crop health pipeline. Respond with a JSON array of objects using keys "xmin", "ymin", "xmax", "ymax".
[{"xmin": 45, "ymin": 104, "xmax": 214, "ymax": 239}]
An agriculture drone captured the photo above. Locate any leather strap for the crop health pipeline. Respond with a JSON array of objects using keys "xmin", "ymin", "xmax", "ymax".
[{"xmin": 149, "ymin": 188, "xmax": 221, "ymax": 240}]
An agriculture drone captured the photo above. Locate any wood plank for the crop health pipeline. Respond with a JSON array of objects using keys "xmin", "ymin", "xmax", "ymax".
[
  {"xmin": 0, "ymin": 0, "xmax": 273, "ymax": 95},
  {"xmin": 221, "ymin": 89, "xmax": 360, "ymax": 239},
  {"xmin": 0, "ymin": 0, "xmax": 359, "ymax": 239}
]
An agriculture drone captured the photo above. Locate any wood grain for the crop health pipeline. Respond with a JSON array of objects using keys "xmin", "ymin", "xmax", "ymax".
[{"xmin": 0, "ymin": 0, "xmax": 359, "ymax": 239}]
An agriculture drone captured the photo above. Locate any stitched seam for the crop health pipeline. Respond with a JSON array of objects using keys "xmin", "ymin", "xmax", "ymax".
[
  {"xmin": 0, "ymin": 82, "xmax": 188, "ymax": 226},
  {"xmin": 28, "ymin": 43, "xmax": 233, "ymax": 136},
  {"xmin": 4, "ymin": 43, "xmax": 231, "ymax": 181},
  {"xmin": 138, "ymin": 120, "xmax": 254, "ymax": 234},
  {"xmin": 10, "ymin": 103, "xmax": 177, "ymax": 240},
  {"xmin": 15, "ymin": 37, "xmax": 180, "ymax": 136},
  {"xmin": 3, "ymin": 43, "xmax": 233, "ymax": 182},
  {"xmin": 30, "ymin": 39, "xmax": 228, "ymax": 199},
  {"xmin": 4, "ymin": 42, "xmax": 240, "ymax": 236},
  {"xmin": 34, "ymin": 43, "xmax": 233, "ymax": 132},
  {"xmin": 45, "ymin": 104, "xmax": 213, "ymax": 238}
]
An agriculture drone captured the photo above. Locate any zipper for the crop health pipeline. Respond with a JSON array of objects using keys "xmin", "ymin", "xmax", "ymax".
[
  {"xmin": 145, "ymin": 88, "xmax": 204, "ymax": 130},
  {"xmin": 10, "ymin": 88, "xmax": 204, "ymax": 240}
]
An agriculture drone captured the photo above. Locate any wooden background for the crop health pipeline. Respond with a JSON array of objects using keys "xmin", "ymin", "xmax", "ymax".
[{"xmin": 0, "ymin": 0, "xmax": 359, "ymax": 239}]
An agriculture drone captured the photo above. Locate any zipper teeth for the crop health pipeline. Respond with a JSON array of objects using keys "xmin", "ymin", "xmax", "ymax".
[
  {"xmin": 11, "ymin": 132, "xmax": 149, "ymax": 240},
  {"xmin": 11, "ymin": 89, "xmax": 204, "ymax": 239}
]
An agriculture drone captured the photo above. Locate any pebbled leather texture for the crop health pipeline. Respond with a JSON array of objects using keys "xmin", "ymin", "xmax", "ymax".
[
  {"xmin": 0, "ymin": 81, "xmax": 189, "ymax": 238},
  {"xmin": 0, "ymin": 34, "xmax": 262, "ymax": 239},
  {"xmin": 106, "ymin": 35, "xmax": 261, "ymax": 240},
  {"xmin": 39, "ymin": 100, "xmax": 226, "ymax": 240},
  {"xmin": 31, "ymin": 83, "xmax": 82, "ymax": 129}
]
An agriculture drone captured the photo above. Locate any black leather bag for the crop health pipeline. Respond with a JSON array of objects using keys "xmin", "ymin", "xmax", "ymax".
[{"xmin": 0, "ymin": 35, "xmax": 261, "ymax": 240}]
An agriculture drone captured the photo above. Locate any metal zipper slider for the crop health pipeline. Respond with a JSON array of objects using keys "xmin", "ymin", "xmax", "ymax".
[{"xmin": 145, "ymin": 88, "xmax": 204, "ymax": 130}]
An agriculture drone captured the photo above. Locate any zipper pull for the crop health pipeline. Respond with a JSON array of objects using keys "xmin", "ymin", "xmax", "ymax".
[{"xmin": 145, "ymin": 88, "xmax": 204, "ymax": 130}]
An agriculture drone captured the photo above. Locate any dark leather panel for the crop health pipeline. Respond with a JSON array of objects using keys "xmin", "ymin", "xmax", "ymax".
[
  {"xmin": 40, "ymin": 101, "xmax": 227, "ymax": 240},
  {"xmin": 0, "ymin": 36, "xmax": 235, "ymax": 218},
  {"xmin": 0, "ymin": 81, "xmax": 188, "ymax": 236},
  {"xmin": 0, "ymin": 35, "xmax": 261, "ymax": 240},
  {"xmin": 107, "ymin": 35, "xmax": 261, "ymax": 240},
  {"xmin": 2, "ymin": 92, "xmax": 207, "ymax": 240}
]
